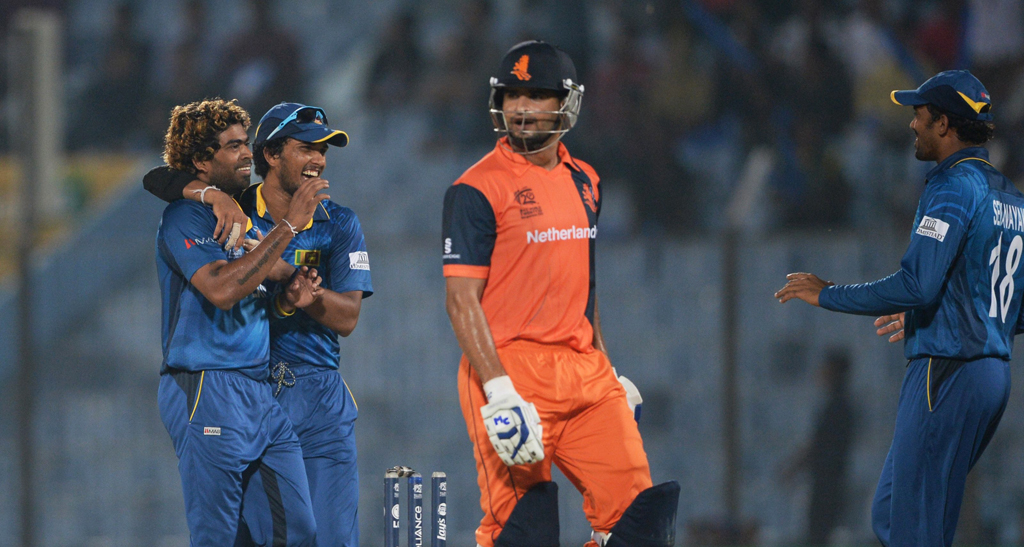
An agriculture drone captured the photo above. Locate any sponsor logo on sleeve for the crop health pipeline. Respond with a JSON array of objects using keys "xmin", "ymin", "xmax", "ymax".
[
  {"xmin": 295, "ymin": 249, "xmax": 321, "ymax": 266},
  {"xmin": 184, "ymin": 237, "xmax": 217, "ymax": 249},
  {"xmin": 349, "ymin": 251, "xmax": 370, "ymax": 271},
  {"xmin": 916, "ymin": 216, "xmax": 950, "ymax": 242},
  {"xmin": 443, "ymin": 238, "xmax": 460, "ymax": 260}
]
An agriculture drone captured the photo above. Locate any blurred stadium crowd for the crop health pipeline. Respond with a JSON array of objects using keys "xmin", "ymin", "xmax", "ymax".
[{"xmin": 4, "ymin": 0, "xmax": 1023, "ymax": 236}]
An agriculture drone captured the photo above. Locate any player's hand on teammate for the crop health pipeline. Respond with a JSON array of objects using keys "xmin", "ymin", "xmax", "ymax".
[
  {"xmin": 774, "ymin": 273, "xmax": 834, "ymax": 307},
  {"xmin": 282, "ymin": 177, "xmax": 330, "ymax": 231},
  {"xmin": 480, "ymin": 376, "xmax": 545, "ymax": 466},
  {"xmin": 282, "ymin": 266, "xmax": 324, "ymax": 310},
  {"xmin": 875, "ymin": 312, "xmax": 906, "ymax": 343},
  {"xmin": 206, "ymin": 189, "xmax": 249, "ymax": 252},
  {"xmin": 243, "ymin": 229, "xmax": 296, "ymax": 282}
]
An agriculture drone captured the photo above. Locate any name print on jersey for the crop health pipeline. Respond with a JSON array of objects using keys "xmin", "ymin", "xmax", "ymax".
[
  {"xmin": 526, "ymin": 225, "xmax": 597, "ymax": 244},
  {"xmin": 994, "ymin": 200, "xmax": 1024, "ymax": 232}
]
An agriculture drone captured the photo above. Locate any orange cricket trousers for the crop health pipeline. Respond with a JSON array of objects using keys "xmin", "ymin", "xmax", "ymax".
[{"xmin": 458, "ymin": 340, "xmax": 653, "ymax": 547}]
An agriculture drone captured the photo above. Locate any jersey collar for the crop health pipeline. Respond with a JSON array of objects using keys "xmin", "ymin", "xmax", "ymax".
[
  {"xmin": 927, "ymin": 146, "xmax": 991, "ymax": 182},
  {"xmin": 495, "ymin": 137, "xmax": 583, "ymax": 176},
  {"xmin": 254, "ymin": 182, "xmax": 330, "ymax": 231}
]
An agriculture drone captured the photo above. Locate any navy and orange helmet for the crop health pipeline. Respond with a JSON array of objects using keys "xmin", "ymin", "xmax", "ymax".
[{"xmin": 488, "ymin": 40, "xmax": 584, "ymax": 140}]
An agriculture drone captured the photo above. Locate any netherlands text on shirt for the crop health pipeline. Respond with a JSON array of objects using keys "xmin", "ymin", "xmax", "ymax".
[{"xmin": 526, "ymin": 225, "xmax": 597, "ymax": 244}]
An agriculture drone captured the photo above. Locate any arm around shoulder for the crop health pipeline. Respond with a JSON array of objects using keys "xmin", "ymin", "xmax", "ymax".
[{"xmin": 144, "ymin": 166, "xmax": 199, "ymax": 202}]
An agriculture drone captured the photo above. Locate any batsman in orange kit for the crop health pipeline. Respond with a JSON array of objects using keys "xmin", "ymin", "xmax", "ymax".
[{"xmin": 442, "ymin": 40, "xmax": 680, "ymax": 547}]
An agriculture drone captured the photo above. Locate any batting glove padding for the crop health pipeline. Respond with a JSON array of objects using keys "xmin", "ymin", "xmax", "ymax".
[{"xmin": 481, "ymin": 376, "xmax": 545, "ymax": 466}]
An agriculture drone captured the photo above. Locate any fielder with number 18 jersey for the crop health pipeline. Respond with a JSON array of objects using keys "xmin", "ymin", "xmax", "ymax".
[{"xmin": 776, "ymin": 70, "xmax": 1019, "ymax": 547}]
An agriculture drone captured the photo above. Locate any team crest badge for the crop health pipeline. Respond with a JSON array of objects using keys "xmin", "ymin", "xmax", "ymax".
[
  {"xmin": 581, "ymin": 183, "xmax": 597, "ymax": 213},
  {"xmin": 512, "ymin": 55, "xmax": 531, "ymax": 81},
  {"xmin": 295, "ymin": 249, "xmax": 321, "ymax": 266}
]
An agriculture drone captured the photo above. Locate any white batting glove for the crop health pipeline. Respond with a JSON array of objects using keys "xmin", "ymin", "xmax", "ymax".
[
  {"xmin": 480, "ymin": 376, "xmax": 545, "ymax": 466},
  {"xmin": 614, "ymin": 368, "xmax": 643, "ymax": 423}
]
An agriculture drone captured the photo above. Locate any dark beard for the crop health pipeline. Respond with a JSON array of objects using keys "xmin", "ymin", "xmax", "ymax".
[
  {"xmin": 508, "ymin": 131, "xmax": 557, "ymax": 153},
  {"xmin": 506, "ymin": 113, "xmax": 563, "ymax": 153},
  {"xmin": 210, "ymin": 169, "xmax": 250, "ymax": 195}
]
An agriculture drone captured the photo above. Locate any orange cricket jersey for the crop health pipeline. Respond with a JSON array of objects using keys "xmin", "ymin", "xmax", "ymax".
[{"xmin": 442, "ymin": 138, "xmax": 601, "ymax": 353}]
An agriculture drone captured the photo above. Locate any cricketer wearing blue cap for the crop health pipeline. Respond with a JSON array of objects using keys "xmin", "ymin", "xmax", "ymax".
[
  {"xmin": 154, "ymin": 98, "xmax": 330, "ymax": 546},
  {"xmin": 776, "ymin": 70, "xmax": 1018, "ymax": 547},
  {"xmin": 239, "ymin": 103, "xmax": 371, "ymax": 547},
  {"xmin": 144, "ymin": 102, "xmax": 371, "ymax": 547}
]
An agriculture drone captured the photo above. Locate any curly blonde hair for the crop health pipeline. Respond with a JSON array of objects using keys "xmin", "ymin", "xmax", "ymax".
[{"xmin": 162, "ymin": 99, "xmax": 251, "ymax": 174}]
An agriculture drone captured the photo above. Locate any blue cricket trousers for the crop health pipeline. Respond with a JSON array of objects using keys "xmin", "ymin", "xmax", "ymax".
[
  {"xmin": 871, "ymin": 356, "xmax": 1009, "ymax": 547},
  {"xmin": 241, "ymin": 364, "xmax": 360, "ymax": 547},
  {"xmin": 159, "ymin": 369, "xmax": 317, "ymax": 547}
]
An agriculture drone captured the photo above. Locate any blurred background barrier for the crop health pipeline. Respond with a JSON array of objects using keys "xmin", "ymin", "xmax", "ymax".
[{"xmin": 5, "ymin": 0, "xmax": 1024, "ymax": 545}]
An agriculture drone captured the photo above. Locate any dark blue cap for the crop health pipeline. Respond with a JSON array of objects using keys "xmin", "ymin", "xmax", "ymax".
[
  {"xmin": 253, "ymin": 103, "xmax": 349, "ymax": 146},
  {"xmin": 891, "ymin": 70, "xmax": 992, "ymax": 121}
]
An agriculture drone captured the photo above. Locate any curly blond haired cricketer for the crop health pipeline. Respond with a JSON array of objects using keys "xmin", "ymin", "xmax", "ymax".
[{"xmin": 162, "ymin": 98, "xmax": 251, "ymax": 174}]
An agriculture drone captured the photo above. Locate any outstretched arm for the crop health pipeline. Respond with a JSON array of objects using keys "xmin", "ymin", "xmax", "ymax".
[
  {"xmin": 775, "ymin": 272, "xmax": 834, "ymax": 307},
  {"xmin": 806, "ymin": 178, "xmax": 976, "ymax": 316}
]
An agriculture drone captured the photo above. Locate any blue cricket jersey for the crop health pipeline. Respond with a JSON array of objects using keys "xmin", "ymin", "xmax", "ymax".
[
  {"xmin": 156, "ymin": 200, "xmax": 270, "ymax": 379},
  {"xmin": 239, "ymin": 184, "xmax": 373, "ymax": 369},
  {"xmin": 820, "ymin": 147, "xmax": 1024, "ymax": 361}
]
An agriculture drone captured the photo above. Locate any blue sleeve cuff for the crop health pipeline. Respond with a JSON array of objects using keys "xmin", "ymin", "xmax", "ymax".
[{"xmin": 819, "ymin": 285, "xmax": 836, "ymax": 311}]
